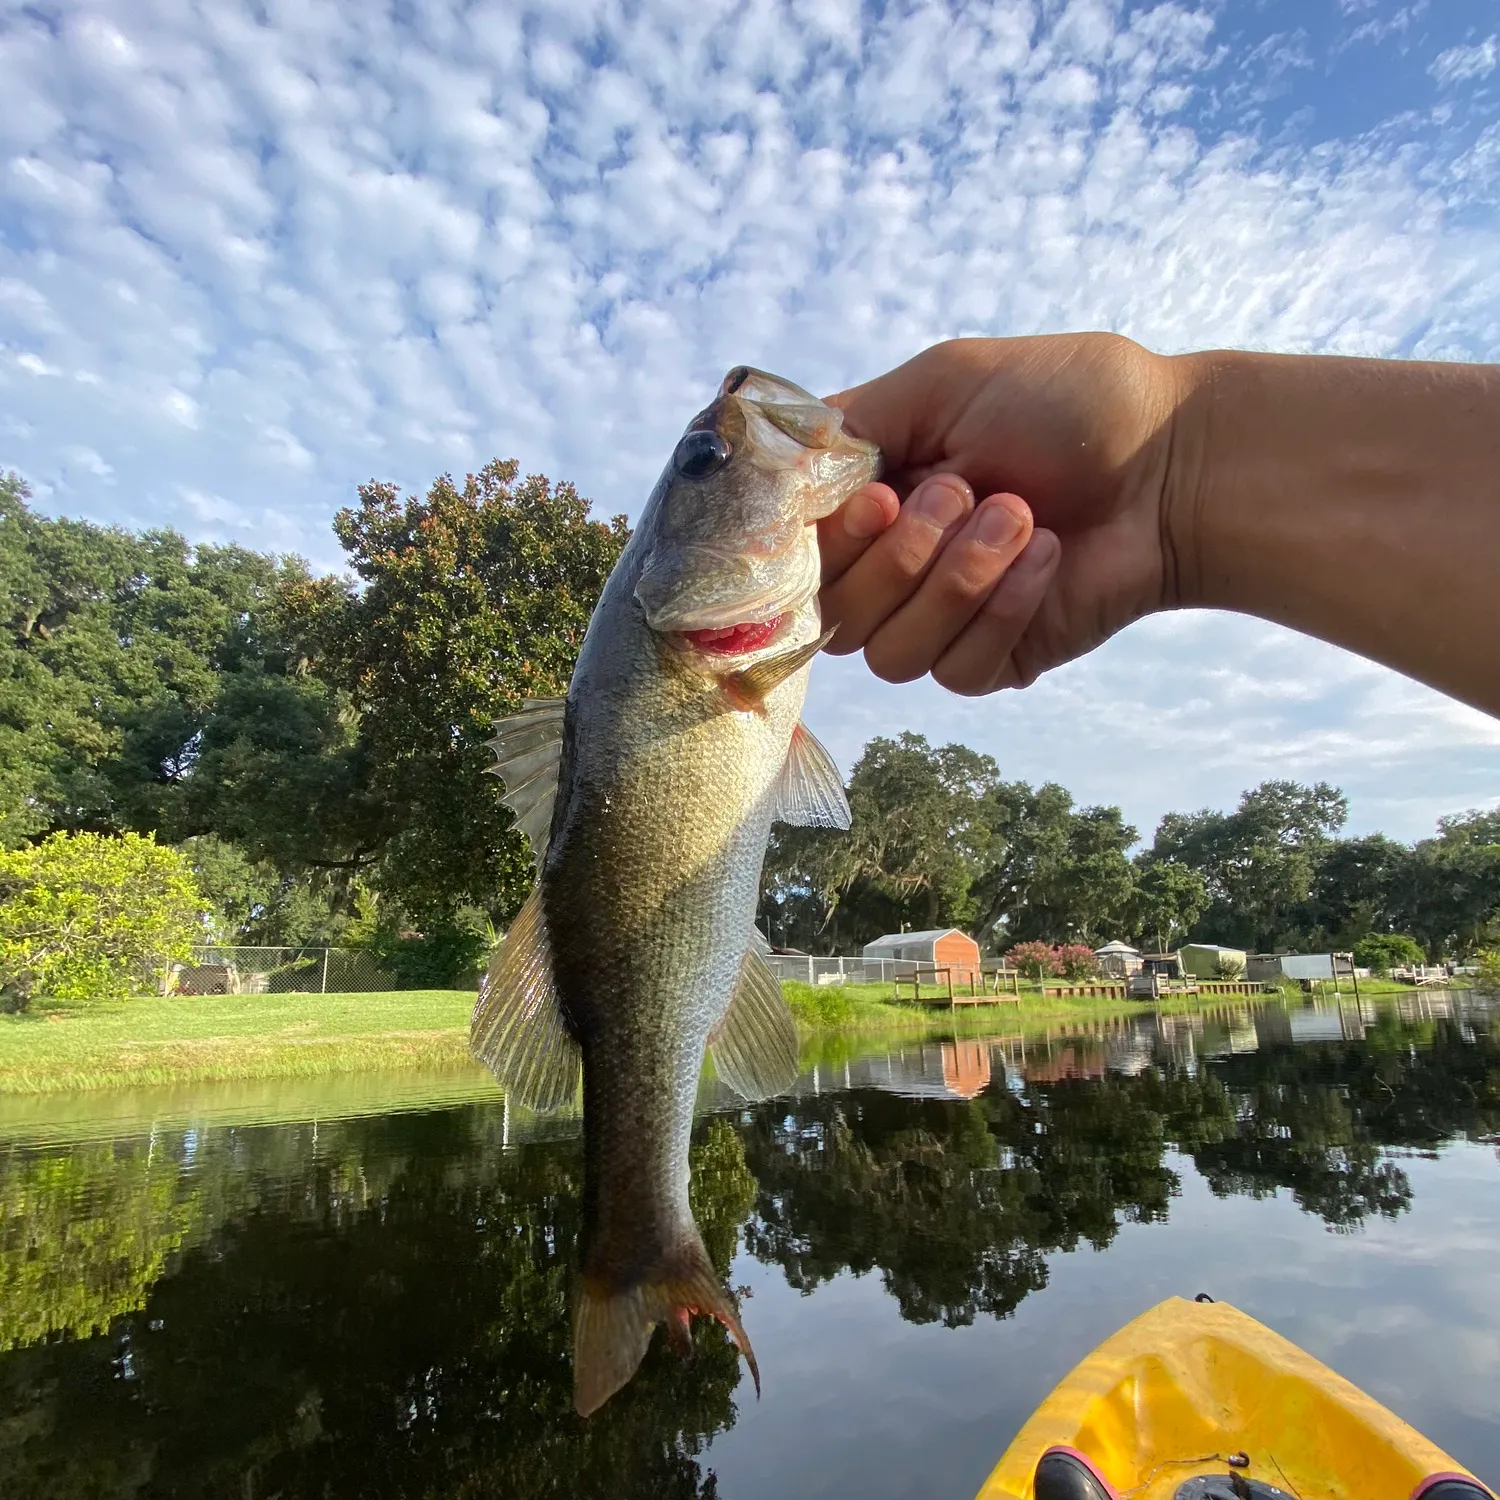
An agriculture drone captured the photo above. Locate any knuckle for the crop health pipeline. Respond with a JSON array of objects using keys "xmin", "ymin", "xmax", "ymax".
[{"xmin": 879, "ymin": 527, "xmax": 937, "ymax": 584}]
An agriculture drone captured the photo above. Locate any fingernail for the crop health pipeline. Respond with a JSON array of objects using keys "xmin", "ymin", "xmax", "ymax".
[
  {"xmin": 912, "ymin": 479, "xmax": 970, "ymax": 529},
  {"xmin": 975, "ymin": 501, "xmax": 1024, "ymax": 550},
  {"xmin": 1016, "ymin": 530, "xmax": 1060, "ymax": 573},
  {"xmin": 842, "ymin": 492, "xmax": 888, "ymax": 540}
]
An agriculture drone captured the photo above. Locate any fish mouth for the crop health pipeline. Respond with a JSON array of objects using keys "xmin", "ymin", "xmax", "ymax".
[{"xmin": 678, "ymin": 615, "xmax": 786, "ymax": 656}]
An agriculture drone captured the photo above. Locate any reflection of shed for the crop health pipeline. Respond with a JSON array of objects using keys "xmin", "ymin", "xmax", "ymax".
[
  {"xmin": 1094, "ymin": 940, "xmax": 1141, "ymax": 978},
  {"xmin": 939, "ymin": 1039, "xmax": 993, "ymax": 1098},
  {"xmin": 862, "ymin": 928, "xmax": 981, "ymax": 983},
  {"xmin": 1180, "ymin": 943, "xmax": 1247, "ymax": 979}
]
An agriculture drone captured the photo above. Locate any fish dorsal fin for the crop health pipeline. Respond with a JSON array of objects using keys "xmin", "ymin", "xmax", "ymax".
[
  {"xmin": 771, "ymin": 721, "xmax": 851, "ymax": 829},
  {"xmin": 484, "ymin": 697, "xmax": 567, "ymax": 869},
  {"xmin": 720, "ymin": 626, "xmax": 835, "ymax": 711},
  {"xmin": 471, "ymin": 886, "xmax": 580, "ymax": 1112},
  {"xmin": 709, "ymin": 943, "xmax": 800, "ymax": 1102}
]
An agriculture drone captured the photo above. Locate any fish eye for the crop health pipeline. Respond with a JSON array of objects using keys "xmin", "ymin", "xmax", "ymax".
[{"xmin": 673, "ymin": 429, "xmax": 732, "ymax": 480}]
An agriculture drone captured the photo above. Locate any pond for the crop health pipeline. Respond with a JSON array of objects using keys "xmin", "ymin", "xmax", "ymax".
[{"xmin": 3, "ymin": 992, "xmax": 1499, "ymax": 1499}]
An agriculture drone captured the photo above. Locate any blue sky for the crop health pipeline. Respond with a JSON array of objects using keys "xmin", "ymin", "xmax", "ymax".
[{"xmin": 2, "ymin": 0, "xmax": 1497, "ymax": 844}]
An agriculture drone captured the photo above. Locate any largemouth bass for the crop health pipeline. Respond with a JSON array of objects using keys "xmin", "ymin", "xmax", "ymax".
[{"xmin": 472, "ymin": 367, "xmax": 879, "ymax": 1415}]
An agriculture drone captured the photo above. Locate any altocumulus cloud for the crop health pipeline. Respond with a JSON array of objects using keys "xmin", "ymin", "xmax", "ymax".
[{"xmin": 1, "ymin": 0, "xmax": 1498, "ymax": 841}]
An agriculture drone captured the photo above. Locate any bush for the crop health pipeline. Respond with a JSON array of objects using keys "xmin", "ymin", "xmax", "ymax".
[
  {"xmin": 365, "ymin": 918, "xmax": 489, "ymax": 989},
  {"xmin": 1213, "ymin": 955, "xmax": 1246, "ymax": 980},
  {"xmin": 1056, "ymin": 944, "xmax": 1102, "ymax": 981},
  {"xmin": 1353, "ymin": 932, "xmax": 1425, "ymax": 975},
  {"xmin": 782, "ymin": 980, "xmax": 858, "ymax": 1028},
  {"xmin": 1476, "ymin": 950, "xmax": 1500, "ymax": 994},
  {"xmin": 0, "ymin": 833, "xmax": 204, "ymax": 1008},
  {"xmin": 1006, "ymin": 941, "xmax": 1060, "ymax": 980}
]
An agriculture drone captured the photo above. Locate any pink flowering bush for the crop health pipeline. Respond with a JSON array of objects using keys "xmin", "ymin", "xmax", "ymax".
[
  {"xmin": 1005, "ymin": 941, "xmax": 1060, "ymax": 979},
  {"xmin": 1056, "ymin": 944, "xmax": 1103, "ymax": 980}
]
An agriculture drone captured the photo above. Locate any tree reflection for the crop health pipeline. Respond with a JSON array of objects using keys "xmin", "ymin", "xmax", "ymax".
[
  {"xmin": 2, "ymin": 1006, "xmax": 1499, "ymax": 1498},
  {"xmin": 0, "ymin": 1114, "xmax": 755, "ymax": 1500}
]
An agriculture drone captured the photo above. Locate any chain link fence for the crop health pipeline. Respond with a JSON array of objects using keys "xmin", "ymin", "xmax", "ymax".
[
  {"xmin": 172, "ymin": 947, "xmax": 398, "ymax": 995},
  {"xmin": 762, "ymin": 954, "xmax": 913, "ymax": 986}
]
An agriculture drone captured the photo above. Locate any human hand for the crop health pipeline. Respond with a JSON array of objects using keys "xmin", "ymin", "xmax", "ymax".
[{"xmin": 818, "ymin": 334, "xmax": 1181, "ymax": 694}]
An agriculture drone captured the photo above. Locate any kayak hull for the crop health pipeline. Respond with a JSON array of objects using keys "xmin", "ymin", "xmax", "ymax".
[{"xmin": 976, "ymin": 1296, "xmax": 1487, "ymax": 1500}]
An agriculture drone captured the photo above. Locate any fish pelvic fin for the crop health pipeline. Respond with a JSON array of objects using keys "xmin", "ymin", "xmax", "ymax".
[
  {"xmin": 770, "ymin": 720, "xmax": 851, "ymax": 828},
  {"xmin": 573, "ymin": 1233, "xmax": 759, "ymax": 1418},
  {"xmin": 483, "ymin": 697, "xmax": 567, "ymax": 871},
  {"xmin": 470, "ymin": 886, "xmax": 580, "ymax": 1112},
  {"xmin": 710, "ymin": 944, "xmax": 800, "ymax": 1102},
  {"xmin": 719, "ymin": 626, "xmax": 836, "ymax": 711}
]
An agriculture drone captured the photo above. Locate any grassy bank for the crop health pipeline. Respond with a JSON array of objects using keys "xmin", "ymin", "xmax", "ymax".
[
  {"xmin": 780, "ymin": 979, "xmax": 1242, "ymax": 1032},
  {"xmin": 0, "ymin": 990, "xmax": 476, "ymax": 1094},
  {"xmin": 1, "ymin": 974, "xmax": 1455, "ymax": 1095}
]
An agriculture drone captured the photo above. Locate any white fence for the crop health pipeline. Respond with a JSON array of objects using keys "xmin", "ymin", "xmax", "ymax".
[{"xmin": 173, "ymin": 947, "xmax": 396, "ymax": 995}]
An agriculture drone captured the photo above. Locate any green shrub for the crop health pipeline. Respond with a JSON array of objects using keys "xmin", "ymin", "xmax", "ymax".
[
  {"xmin": 1213, "ymin": 955, "xmax": 1246, "ymax": 980},
  {"xmin": 1353, "ymin": 932, "xmax": 1425, "ymax": 975},
  {"xmin": 0, "ymin": 832, "xmax": 204, "ymax": 1008},
  {"xmin": 1476, "ymin": 949, "xmax": 1500, "ymax": 994},
  {"xmin": 366, "ymin": 919, "xmax": 489, "ymax": 989},
  {"xmin": 781, "ymin": 981, "xmax": 858, "ymax": 1028}
]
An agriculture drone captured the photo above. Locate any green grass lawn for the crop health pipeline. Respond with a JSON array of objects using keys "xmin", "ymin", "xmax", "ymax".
[
  {"xmin": 0, "ymin": 990, "xmax": 477, "ymax": 1094},
  {"xmin": 0, "ymin": 971, "xmax": 1449, "ymax": 1096}
]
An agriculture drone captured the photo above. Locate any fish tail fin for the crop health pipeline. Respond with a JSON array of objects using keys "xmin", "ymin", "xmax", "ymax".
[{"xmin": 573, "ymin": 1233, "xmax": 759, "ymax": 1417}]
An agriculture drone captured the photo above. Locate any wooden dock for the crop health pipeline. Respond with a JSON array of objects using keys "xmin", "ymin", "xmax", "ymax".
[{"xmin": 894, "ymin": 965, "xmax": 1022, "ymax": 1008}]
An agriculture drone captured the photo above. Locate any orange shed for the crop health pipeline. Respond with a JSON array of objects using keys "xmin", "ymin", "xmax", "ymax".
[{"xmin": 861, "ymin": 928, "xmax": 982, "ymax": 985}]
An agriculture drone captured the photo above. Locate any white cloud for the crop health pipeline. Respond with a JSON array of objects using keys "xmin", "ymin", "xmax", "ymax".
[
  {"xmin": 0, "ymin": 0, "xmax": 1497, "ymax": 839},
  {"xmin": 1430, "ymin": 35, "xmax": 1497, "ymax": 87}
]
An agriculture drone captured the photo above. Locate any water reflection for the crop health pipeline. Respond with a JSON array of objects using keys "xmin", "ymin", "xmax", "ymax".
[{"xmin": 1, "ymin": 993, "xmax": 1497, "ymax": 1498}]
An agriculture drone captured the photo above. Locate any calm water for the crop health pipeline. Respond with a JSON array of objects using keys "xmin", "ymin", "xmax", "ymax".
[{"xmin": 3, "ymin": 993, "xmax": 1500, "ymax": 1499}]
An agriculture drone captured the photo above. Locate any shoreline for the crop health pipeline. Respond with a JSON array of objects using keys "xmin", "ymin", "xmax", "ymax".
[{"xmin": 0, "ymin": 978, "xmax": 1454, "ymax": 1097}]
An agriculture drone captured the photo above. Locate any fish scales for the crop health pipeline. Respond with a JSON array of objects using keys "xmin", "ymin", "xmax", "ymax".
[{"xmin": 473, "ymin": 366, "xmax": 880, "ymax": 1415}]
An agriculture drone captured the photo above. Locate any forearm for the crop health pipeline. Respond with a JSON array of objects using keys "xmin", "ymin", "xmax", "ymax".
[{"xmin": 1163, "ymin": 350, "xmax": 1500, "ymax": 713}]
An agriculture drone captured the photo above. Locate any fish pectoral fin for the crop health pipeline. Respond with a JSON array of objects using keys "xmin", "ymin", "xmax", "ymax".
[
  {"xmin": 719, "ymin": 626, "xmax": 836, "ymax": 710},
  {"xmin": 470, "ymin": 887, "xmax": 580, "ymax": 1112},
  {"xmin": 484, "ymin": 697, "xmax": 567, "ymax": 870},
  {"xmin": 709, "ymin": 945, "xmax": 800, "ymax": 1102},
  {"xmin": 771, "ymin": 721, "xmax": 851, "ymax": 829},
  {"xmin": 574, "ymin": 1234, "xmax": 758, "ymax": 1418}
]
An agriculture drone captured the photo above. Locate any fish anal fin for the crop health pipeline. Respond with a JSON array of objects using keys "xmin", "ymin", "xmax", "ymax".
[
  {"xmin": 470, "ymin": 887, "xmax": 580, "ymax": 1112},
  {"xmin": 485, "ymin": 697, "xmax": 568, "ymax": 871},
  {"xmin": 771, "ymin": 721, "xmax": 851, "ymax": 829},
  {"xmin": 574, "ymin": 1233, "xmax": 758, "ymax": 1417},
  {"xmin": 709, "ymin": 945, "xmax": 800, "ymax": 1102},
  {"xmin": 720, "ymin": 626, "xmax": 835, "ymax": 710}
]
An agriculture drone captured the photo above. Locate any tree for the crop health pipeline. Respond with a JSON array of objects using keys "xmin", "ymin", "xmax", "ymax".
[
  {"xmin": 1387, "ymin": 813, "xmax": 1500, "ymax": 959},
  {"xmin": 761, "ymin": 732, "xmax": 1001, "ymax": 949},
  {"xmin": 0, "ymin": 477, "xmax": 335, "ymax": 852},
  {"xmin": 0, "ymin": 832, "xmax": 203, "ymax": 1007},
  {"xmin": 1150, "ymin": 780, "xmax": 1348, "ymax": 950},
  {"xmin": 1130, "ymin": 859, "xmax": 1207, "ymax": 953},
  {"xmin": 1304, "ymin": 834, "xmax": 1405, "ymax": 949},
  {"xmin": 286, "ymin": 461, "xmax": 628, "ymax": 925}
]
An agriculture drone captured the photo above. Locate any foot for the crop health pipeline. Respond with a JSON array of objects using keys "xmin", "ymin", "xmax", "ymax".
[{"xmin": 1034, "ymin": 1447, "xmax": 1120, "ymax": 1500}]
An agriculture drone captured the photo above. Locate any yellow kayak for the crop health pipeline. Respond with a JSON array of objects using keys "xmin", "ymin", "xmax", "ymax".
[{"xmin": 977, "ymin": 1296, "xmax": 1493, "ymax": 1500}]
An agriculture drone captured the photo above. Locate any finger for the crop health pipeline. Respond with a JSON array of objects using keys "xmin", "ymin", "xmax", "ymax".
[
  {"xmin": 862, "ymin": 494, "xmax": 1035, "ymax": 684},
  {"xmin": 818, "ymin": 482, "xmax": 901, "ymax": 586},
  {"xmin": 820, "ymin": 474, "xmax": 975, "ymax": 654},
  {"xmin": 823, "ymin": 340, "xmax": 992, "ymax": 474},
  {"xmin": 930, "ymin": 530, "xmax": 1062, "ymax": 696}
]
